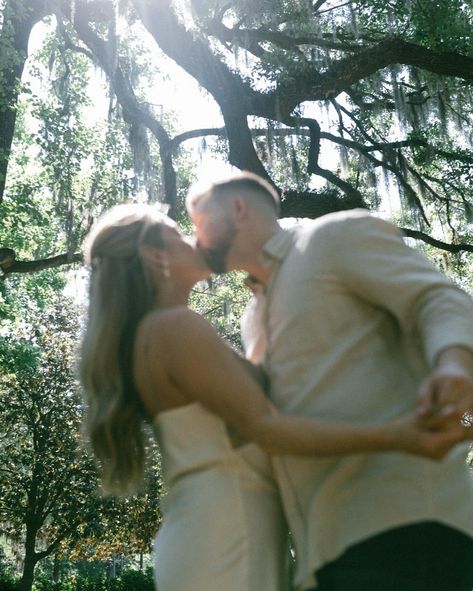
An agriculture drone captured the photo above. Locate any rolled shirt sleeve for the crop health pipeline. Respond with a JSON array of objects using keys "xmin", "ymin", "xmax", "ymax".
[{"xmin": 327, "ymin": 211, "xmax": 473, "ymax": 366}]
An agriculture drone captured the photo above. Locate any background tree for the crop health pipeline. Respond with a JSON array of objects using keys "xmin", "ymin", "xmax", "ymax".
[
  {"xmin": 68, "ymin": 455, "xmax": 163, "ymax": 567},
  {"xmin": 1, "ymin": 0, "xmax": 473, "ymax": 280},
  {"xmin": 0, "ymin": 4, "xmax": 196, "ymax": 279},
  {"xmin": 73, "ymin": 0, "xmax": 473, "ymax": 246},
  {"xmin": 0, "ymin": 304, "xmax": 98, "ymax": 591},
  {"xmin": 0, "ymin": 303, "xmax": 162, "ymax": 591}
]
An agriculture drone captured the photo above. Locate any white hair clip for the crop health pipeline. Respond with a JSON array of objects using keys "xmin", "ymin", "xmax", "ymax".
[
  {"xmin": 154, "ymin": 201, "xmax": 171, "ymax": 215},
  {"xmin": 91, "ymin": 256, "xmax": 101, "ymax": 270}
]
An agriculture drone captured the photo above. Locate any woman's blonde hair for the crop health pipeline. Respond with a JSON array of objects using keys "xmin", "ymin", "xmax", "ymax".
[{"xmin": 80, "ymin": 204, "xmax": 171, "ymax": 495}]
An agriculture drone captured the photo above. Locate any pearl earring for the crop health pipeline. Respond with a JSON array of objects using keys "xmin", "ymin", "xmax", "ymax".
[{"xmin": 160, "ymin": 256, "xmax": 170, "ymax": 279}]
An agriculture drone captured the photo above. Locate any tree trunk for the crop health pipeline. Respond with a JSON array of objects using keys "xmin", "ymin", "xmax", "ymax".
[
  {"xmin": 110, "ymin": 554, "xmax": 117, "ymax": 578},
  {"xmin": 19, "ymin": 556, "xmax": 36, "ymax": 591},
  {"xmin": 19, "ymin": 496, "xmax": 43, "ymax": 591},
  {"xmin": 53, "ymin": 552, "xmax": 60, "ymax": 582},
  {"xmin": 0, "ymin": 0, "xmax": 48, "ymax": 202},
  {"xmin": 19, "ymin": 527, "xmax": 38, "ymax": 591}
]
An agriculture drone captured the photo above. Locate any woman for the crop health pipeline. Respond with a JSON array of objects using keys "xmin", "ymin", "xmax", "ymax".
[{"xmin": 80, "ymin": 204, "xmax": 464, "ymax": 591}]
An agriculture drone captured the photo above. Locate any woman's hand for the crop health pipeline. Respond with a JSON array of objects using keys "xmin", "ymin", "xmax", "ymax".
[
  {"xmin": 391, "ymin": 407, "xmax": 471, "ymax": 461},
  {"xmin": 418, "ymin": 347, "xmax": 473, "ymax": 419}
]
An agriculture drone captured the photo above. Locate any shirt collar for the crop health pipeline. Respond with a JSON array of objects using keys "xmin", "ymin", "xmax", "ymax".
[
  {"xmin": 243, "ymin": 226, "xmax": 295, "ymax": 294},
  {"xmin": 260, "ymin": 225, "xmax": 296, "ymax": 266}
]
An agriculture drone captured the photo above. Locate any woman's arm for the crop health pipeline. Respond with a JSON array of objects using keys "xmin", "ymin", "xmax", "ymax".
[
  {"xmin": 249, "ymin": 409, "xmax": 466, "ymax": 460},
  {"xmin": 154, "ymin": 308, "xmax": 465, "ymax": 460},
  {"xmin": 231, "ymin": 349, "xmax": 269, "ymax": 392}
]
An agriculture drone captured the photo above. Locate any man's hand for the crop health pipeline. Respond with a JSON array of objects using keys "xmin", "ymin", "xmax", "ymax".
[{"xmin": 418, "ymin": 347, "xmax": 473, "ymax": 425}]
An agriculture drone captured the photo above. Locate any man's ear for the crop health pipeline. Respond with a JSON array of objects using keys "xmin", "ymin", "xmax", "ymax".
[{"xmin": 232, "ymin": 196, "xmax": 249, "ymax": 222}]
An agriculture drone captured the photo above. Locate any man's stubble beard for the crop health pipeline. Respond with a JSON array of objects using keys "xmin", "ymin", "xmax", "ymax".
[{"xmin": 199, "ymin": 221, "xmax": 237, "ymax": 274}]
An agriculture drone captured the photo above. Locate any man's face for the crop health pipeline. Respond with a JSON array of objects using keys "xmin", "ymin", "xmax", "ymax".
[{"xmin": 190, "ymin": 201, "xmax": 237, "ymax": 274}]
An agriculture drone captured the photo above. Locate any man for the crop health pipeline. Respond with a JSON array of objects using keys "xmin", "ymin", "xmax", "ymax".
[{"xmin": 187, "ymin": 172, "xmax": 473, "ymax": 591}]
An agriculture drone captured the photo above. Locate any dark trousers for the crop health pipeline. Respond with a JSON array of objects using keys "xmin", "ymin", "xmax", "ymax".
[{"xmin": 310, "ymin": 522, "xmax": 473, "ymax": 591}]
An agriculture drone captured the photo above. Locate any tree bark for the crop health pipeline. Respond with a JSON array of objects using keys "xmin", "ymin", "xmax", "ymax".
[
  {"xmin": 280, "ymin": 189, "xmax": 365, "ymax": 218},
  {"xmin": 0, "ymin": 251, "xmax": 83, "ymax": 277},
  {"xmin": 53, "ymin": 553, "xmax": 59, "ymax": 582},
  {"xmin": 19, "ymin": 557, "xmax": 36, "ymax": 591},
  {"xmin": 19, "ymin": 520, "xmax": 40, "ymax": 591}
]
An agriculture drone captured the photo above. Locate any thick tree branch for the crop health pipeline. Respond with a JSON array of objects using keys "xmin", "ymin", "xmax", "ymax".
[
  {"xmin": 171, "ymin": 127, "xmax": 226, "ymax": 150},
  {"xmin": 169, "ymin": 125, "xmax": 463, "ymax": 224},
  {"xmin": 206, "ymin": 20, "xmax": 270, "ymax": 59},
  {"xmin": 35, "ymin": 539, "xmax": 61, "ymax": 563},
  {"xmin": 144, "ymin": 7, "xmax": 473, "ymax": 134},
  {"xmin": 280, "ymin": 189, "xmax": 362, "ymax": 218},
  {"xmin": 313, "ymin": 1, "xmax": 330, "ymax": 13},
  {"xmin": 207, "ymin": 22, "xmax": 363, "ymax": 54},
  {"xmin": 67, "ymin": 1, "xmax": 179, "ymax": 215},
  {"xmin": 312, "ymin": 164, "xmax": 367, "ymax": 208},
  {"xmin": 280, "ymin": 191, "xmax": 473, "ymax": 253},
  {"xmin": 0, "ymin": 252, "xmax": 83, "ymax": 278},
  {"xmin": 2, "ymin": 222, "xmax": 472, "ymax": 281},
  {"xmin": 132, "ymin": 0, "xmax": 271, "ymax": 183},
  {"xmin": 132, "ymin": 0, "xmax": 261, "ymax": 111},
  {"xmin": 287, "ymin": 117, "xmax": 321, "ymax": 173},
  {"xmin": 318, "ymin": 130, "xmax": 430, "ymax": 223},
  {"xmin": 171, "ymin": 125, "xmax": 470, "ymax": 167},
  {"xmin": 256, "ymin": 37, "xmax": 473, "ymax": 117},
  {"xmin": 401, "ymin": 229, "xmax": 473, "ymax": 253},
  {"xmin": 278, "ymin": 114, "xmax": 366, "ymax": 207},
  {"xmin": 222, "ymin": 110, "xmax": 272, "ymax": 181}
]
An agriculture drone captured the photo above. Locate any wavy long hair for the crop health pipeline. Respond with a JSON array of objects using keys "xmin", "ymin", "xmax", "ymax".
[{"xmin": 80, "ymin": 204, "xmax": 170, "ymax": 495}]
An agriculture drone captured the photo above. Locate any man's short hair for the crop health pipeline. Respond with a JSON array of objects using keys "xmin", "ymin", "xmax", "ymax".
[{"xmin": 187, "ymin": 171, "xmax": 281, "ymax": 216}]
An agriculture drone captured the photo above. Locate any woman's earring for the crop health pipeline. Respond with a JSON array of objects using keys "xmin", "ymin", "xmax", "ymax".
[
  {"xmin": 161, "ymin": 256, "xmax": 170, "ymax": 279},
  {"xmin": 141, "ymin": 247, "xmax": 170, "ymax": 279}
]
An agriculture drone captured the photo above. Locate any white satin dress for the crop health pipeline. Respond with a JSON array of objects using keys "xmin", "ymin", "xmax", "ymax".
[{"xmin": 152, "ymin": 402, "xmax": 289, "ymax": 591}]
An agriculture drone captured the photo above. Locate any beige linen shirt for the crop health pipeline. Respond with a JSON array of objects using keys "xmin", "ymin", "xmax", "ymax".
[{"xmin": 241, "ymin": 209, "xmax": 473, "ymax": 590}]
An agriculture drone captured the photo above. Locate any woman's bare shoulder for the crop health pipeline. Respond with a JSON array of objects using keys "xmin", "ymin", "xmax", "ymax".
[{"xmin": 138, "ymin": 306, "xmax": 213, "ymax": 345}]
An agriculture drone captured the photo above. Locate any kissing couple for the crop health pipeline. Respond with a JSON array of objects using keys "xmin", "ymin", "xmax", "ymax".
[{"xmin": 81, "ymin": 172, "xmax": 473, "ymax": 591}]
